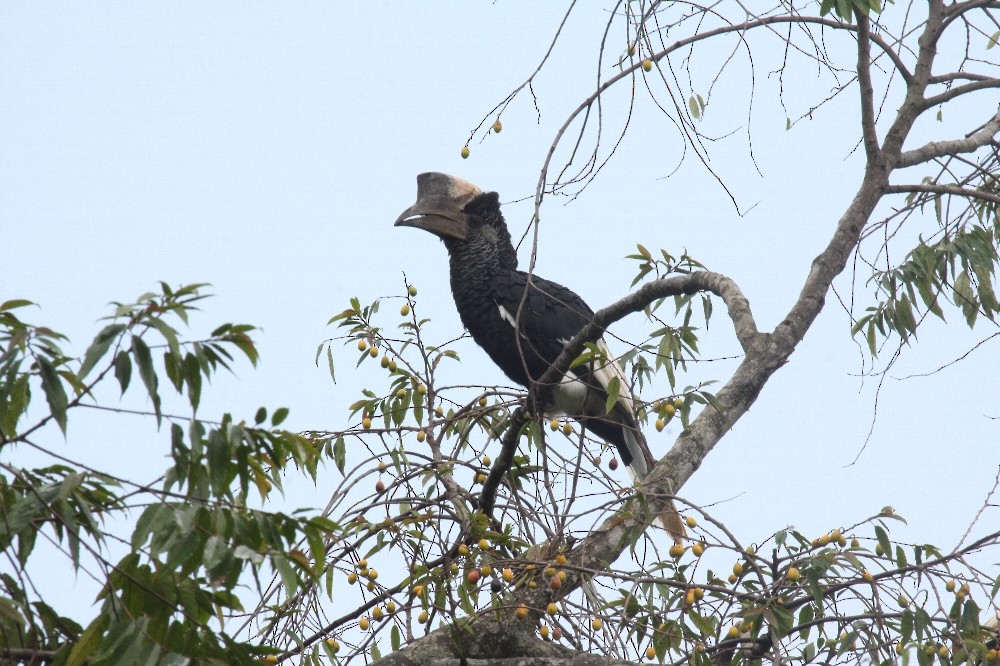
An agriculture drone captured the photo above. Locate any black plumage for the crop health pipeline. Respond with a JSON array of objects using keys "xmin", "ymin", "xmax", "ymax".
[{"xmin": 395, "ymin": 173, "xmax": 684, "ymax": 539}]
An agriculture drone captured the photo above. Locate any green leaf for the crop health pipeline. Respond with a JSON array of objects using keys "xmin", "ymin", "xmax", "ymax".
[
  {"xmin": 114, "ymin": 350, "xmax": 132, "ymax": 394},
  {"xmin": 0, "ymin": 299, "xmax": 35, "ymax": 311},
  {"xmin": 271, "ymin": 407, "xmax": 289, "ymax": 426},
  {"xmin": 66, "ymin": 614, "xmax": 110, "ymax": 666},
  {"xmin": 254, "ymin": 407, "xmax": 267, "ymax": 425},
  {"xmin": 131, "ymin": 336, "xmax": 161, "ymax": 424},
  {"xmin": 38, "ymin": 357, "xmax": 69, "ymax": 434},
  {"xmin": 78, "ymin": 324, "xmax": 126, "ymax": 380},
  {"xmin": 604, "ymin": 376, "xmax": 621, "ymax": 414},
  {"xmin": 988, "ymin": 30, "xmax": 999, "ymax": 49},
  {"xmin": 874, "ymin": 525, "xmax": 892, "ymax": 558},
  {"xmin": 333, "ymin": 436, "xmax": 346, "ymax": 474},
  {"xmin": 688, "ymin": 95, "xmax": 701, "ymax": 119}
]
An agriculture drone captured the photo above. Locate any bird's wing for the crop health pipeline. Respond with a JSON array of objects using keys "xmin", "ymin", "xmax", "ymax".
[{"xmin": 492, "ymin": 271, "xmax": 639, "ymax": 417}]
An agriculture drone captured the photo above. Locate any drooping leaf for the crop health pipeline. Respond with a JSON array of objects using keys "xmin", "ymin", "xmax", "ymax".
[
  {"xmin": 79, "ymin": 324, "xmax": 127, "ymax": 380},
  {"xmin": 38, "ymin": 357, "xmax": 69, "ymax": 434}
]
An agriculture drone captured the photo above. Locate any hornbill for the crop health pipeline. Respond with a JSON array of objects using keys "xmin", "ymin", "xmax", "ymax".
[{"xmin": 395, "ymin": 172, "xmax": 685, "ymax": 541}]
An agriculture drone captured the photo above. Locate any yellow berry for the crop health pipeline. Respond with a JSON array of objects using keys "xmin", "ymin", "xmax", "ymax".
[
  {"xmin": 400, "ymin": 304, "xmax": 410, "ymax": 316},
  {"xmin": 692, "ymin": 543, "xmax": 705, "ymax": 557},
  {"xmin": 547, "ymin": 602, "xmax": 559, "ymax": 615},
  {"xmin": 557, "ymin": 570, "xmax": 566, "ymax": 581},
  {"xmin": 646, "ymin": 645, "xmax": 656, "ymax": 660},
  {"xmin": 786, "ymin": 567, "xmax": 800, "ymax": 581},
  {"xmin": 380, "ymin": 355, "xmax": 390, "ymax": 368},
  {"xmin": 412, "ymin": 585, "xmax": 424, "ymax": 597},
  {"xmin": 263, "ymin": 657, "xmax": 278, "ymax": 665},
  {"xmin": 408, "ymin": 285, "xmax": 417, "ymax": 296},
  {"xmin": 347, "ymin": 572, "xmax": 358, "ymax": 584},
  {"xmin": 502, "ymin": 568, "xmax": 513, "ymax": 582},
  {"xmin": 592, "ymin": 617, "xmax": 603, "ymax": 630},
  {"xmin": 727, "ymin": 626, "xmax": 739, "ymax": 639},
  {"xmin": 366, "ymin": 581, "xmax": 375, "ymax": 591},
  {"xmin": 357, "ymin": 339, "xmax": 367, "ymax": 351},
  {"xmin": 549, "ymin": 419, "xmax": 559, "ymax": 431},
  {"xmin": 642, "ymin": 59, "xmax": 652, "ymax": 72},
  {"xmin": 478, "ymin": 396, "xmax": 488, "ymax": 407},
  {"xmin": 727, "ymin": 574, "xmax": 737, "ymax": 584},
  {"xmin": 475, "ymin": 472, "xmax": 488, "ymax": 484},
  {"xmin": 515, "ymin": 604, "xmax": 528, "ymax": 619},
  {"xmin": 663, "ymin": 403, "xmax": 676, "ymax": 417},
  {"xmin": 416, "ymin": 430, "xmax": 426, "ymax": 442},
  {"xmin": 481, "ymin": 564, "xmax": 493, "ymax": 577},
  {"xmin": 895, "ymin": 643, "xmax": 904, "ymax": 655},
  {"xmin": 673, "ymin": 397, "xmax": 684, "ymax": 409},
  {"xmin": 373, "ymin": 606, "xmax": 383, "ymax": 620},
  {"xmin": 492, "ymin": 120, "xmax": 502, "ymax": 133},
  {"xmin": 669, "ymin": 543, "xmax": 686, "ymax": 559},
  {"xmin": 555, "ymin": 554, "xmax": 568, "ymax": 565},
  {"xmin": 655, "ymin": 418, "xmax": 665, "ymax": 432},
  {"xmin": 359, "ymin": 617, "xmax": 370, "ymax": 630},
  {"xmin": 367, "ymin": 568, "xmax": 378, "ymax": 580},
  {"xmin": 369, "ymin": 347, "xmax": 378, "ymax": 358},
  {"xmin": 862, "ymin": 571, "xmax": 874, "ymax": 582},
  {"xmin": 693, "ymin": 587, "xmax": 704, "ymax": 600},
  {"xmin": 851, "ymin": 538, "xmax": 860, "ymax": 548},
  {"xmin": 418, "ymin": 610, "xmax": 429, "ymax": 623},
  {"xmin": 458, "ymin": 544, "xmax": 469, "ymax": 556},
  {"xmin": 481, "ymin": 455, "xmax": 491, "ymax": 465},
  {"xmin": 540, "ymin": 624, "xmax": 550, "ymax": 639},
  {"xmin": 417, "ymin": 384, "xmax": 426, "ymax": 395},
  {"xmin": 326, "ymin": 639, "xmax": 340, "ymax": 653},
  {"xmin": 733, "ymin": 562, "xmax": 744, "ymax": 576},
  {"xmin": 818, "ymin": 534, "xmax": 831, "ymax": 546},
  {"xmin": 897, "ymin": 594, "xmax": 908, "ymax": 608},
  {"xmin": 387, "ymin": 601, "xmax": 396, "ymax": 613},
  {"xmin": 745, "ymin": 545, "xmax": 756, "ymax": 554},
  {"xmin": 461, "ymin": 146, "xmax": 470, "ymax": 159},
  {"xmin": 939, "ymin": 646, "xmax": 949, "ymax": 658},
  {"xmin": 562, "ymin": 422, "xmax": 572, "ymax": 435},
  {"xmin": 946, "ymin": 580, "xmax": 956, "ymax": 592},
  {"xmin": 685, "ymin": 516, "xmax": 697, "ymax": 528},
  {"xmin": 684, "ymin": 589, "xmax": 696, "ymax": 606},
  {"xmin": 357, "ymin": 559, "xmax": 367, "ymax": 569},
  {"xmin": 479, "ymin": 538, "xmax": 489, "ymax": 550}
]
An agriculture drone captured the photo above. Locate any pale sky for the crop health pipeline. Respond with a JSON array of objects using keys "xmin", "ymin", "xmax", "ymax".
[{"xmin": 2, "ymin": 2, "xmax": 996, "ymax": 635}]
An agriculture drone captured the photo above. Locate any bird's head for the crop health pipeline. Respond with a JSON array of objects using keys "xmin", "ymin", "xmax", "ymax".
[{"xmin": 395, "ymin": 172, "xmax": 517, "ymax": 268}]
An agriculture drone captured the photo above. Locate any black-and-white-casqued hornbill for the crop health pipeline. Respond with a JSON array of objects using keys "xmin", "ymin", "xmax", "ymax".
[{"xmin": 395, "ymin": 172, "xmax": 684, "ymax": 541}]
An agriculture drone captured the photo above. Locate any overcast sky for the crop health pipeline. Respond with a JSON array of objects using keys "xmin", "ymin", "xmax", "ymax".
[{"xmin": 2, "ymin": 3, "xmax": 997, "ymax": 629}]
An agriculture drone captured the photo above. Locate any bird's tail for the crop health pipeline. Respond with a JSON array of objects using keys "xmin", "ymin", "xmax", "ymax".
[{"xmin": 624, "ymin": 427, "xmax": 687, "ymax": 544}]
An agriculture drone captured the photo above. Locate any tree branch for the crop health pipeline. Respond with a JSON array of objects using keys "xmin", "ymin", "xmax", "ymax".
[
  {"xmin": 896, "ymin": 105, "xmax": 1000, "ymax": 168},
  {"xmin": 921, "ymin": 79, "xmax": 1000, "ymax": 111},
  {"xmin": 885, "ymin": 182, "xmax": 1000, "ymax": 207},
  {"xmin": 855, "ymin": 9, "xmax": 884, "ymax": 167}
]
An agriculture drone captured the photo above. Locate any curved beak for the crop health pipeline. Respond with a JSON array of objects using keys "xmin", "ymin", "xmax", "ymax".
[
  {"xmin": 394, "ymin": 206, "xmax": 469, "ymax": 241},
  {"xmin": 394, "ymin": 172, "xmax": 483, "ymax": 241}
]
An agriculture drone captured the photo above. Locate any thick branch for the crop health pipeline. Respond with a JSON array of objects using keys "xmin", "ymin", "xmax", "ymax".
[
  {"xmin": 479, "ymin": 272, "xmax": 758, "ymax": 520},
  {"xmin": 855, "ymin": 10, "xmax": 883, "ymax": 166},
  {"xmin": 896, "ymin": 106, "xmax": 1000, "ymax": 168}
]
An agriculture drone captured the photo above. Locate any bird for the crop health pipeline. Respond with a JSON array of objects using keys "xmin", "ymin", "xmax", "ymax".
[{"xmin": 395, "ymin": 172, "xmax": 685, "ymax": 541}]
